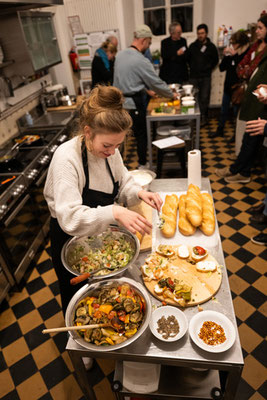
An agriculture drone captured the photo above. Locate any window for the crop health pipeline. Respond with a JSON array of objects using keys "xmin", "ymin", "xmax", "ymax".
[{"xmin": 143, "ymin": 0, "xmax": 193, "ymax": 36}]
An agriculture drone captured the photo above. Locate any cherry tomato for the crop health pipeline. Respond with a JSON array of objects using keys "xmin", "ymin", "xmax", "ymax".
[
  {"xmin": 108, "ymin": 310, "xmax": 117, "ymax": 320},
  {"xmin": 195, "ymin": 246, "xmax": 205, "ymax": 255},
  {"xmin": 92, "ymin": 303, "xmax": 100, "ymax": 309},
  {"xmin": 117, "ymin": 310, "xmax": 126, "ymax": 321}
]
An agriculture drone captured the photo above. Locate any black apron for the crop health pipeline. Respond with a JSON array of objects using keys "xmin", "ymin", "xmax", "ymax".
[{"xmin": 50, "ymin": 144, "xmax": 119, "ymax": 314}]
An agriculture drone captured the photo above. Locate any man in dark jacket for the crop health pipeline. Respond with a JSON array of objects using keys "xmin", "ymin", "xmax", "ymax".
[
  {"xmin": 187, "ymin": 23, "xmax": 219, "ymax": 125},
  {"xmin": 159, "ymin": 22, "xmax": 188, "ymax": 84}
]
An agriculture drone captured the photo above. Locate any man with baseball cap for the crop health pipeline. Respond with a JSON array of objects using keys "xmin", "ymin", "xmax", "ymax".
[{"xmin": 114, "ymin": 24, "xmax": 175, "ymax": 169}]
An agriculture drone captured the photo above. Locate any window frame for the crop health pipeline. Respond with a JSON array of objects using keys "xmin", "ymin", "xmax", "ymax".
[{"xmin": 142, "ymin": 0, "xmax": 194, "ymax": 37}]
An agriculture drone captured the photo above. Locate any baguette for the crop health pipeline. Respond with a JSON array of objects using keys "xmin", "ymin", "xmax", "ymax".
[
  {"xmin": 178, "ymin": 194, "xmax": 196, "ymax": 236},
  {"xmin": 161, "ymin": 194, "xmax": 179, "ymax": 238},
  {"xmin": 185, "ymin": 184, "xmax": 203, "ymax": 227},
  {"xmin": 199, "ymin": 193, "xmax": 215, "ymax": 236}
]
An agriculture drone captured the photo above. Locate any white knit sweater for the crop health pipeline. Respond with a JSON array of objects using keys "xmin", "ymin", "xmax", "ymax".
[{"xmin": 44, "ymin": 136, "xmax": 141, "ymax": 236}]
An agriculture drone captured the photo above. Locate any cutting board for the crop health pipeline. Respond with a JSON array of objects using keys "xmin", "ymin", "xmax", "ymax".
[
  {"xmin": 143, "ymin": 246, "xmax": 222, "ymax": 307},
  {"xmin": 129, "ymin": 201, "xmax": 152, "ymax": 252}
]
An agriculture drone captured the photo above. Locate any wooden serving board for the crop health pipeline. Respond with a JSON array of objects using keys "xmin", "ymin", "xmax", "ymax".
[
  {"xmin": 150, "ymin": 108, "xmax": 176, "ymax": 116},
  {"xmin": 129, "ymin": 201, "xmax": 152, "ymax": 252},
  {"xmin": 143, "ymin": 246, "xmax": 222, "ymax": 307}
]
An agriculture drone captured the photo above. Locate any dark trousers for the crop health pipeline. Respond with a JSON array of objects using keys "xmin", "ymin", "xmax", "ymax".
[
  {"xmin": 230, "ymin": 131, "xmax": 264, "ymax": 177},
  {"xmin": 129, "ymin": 108, "xmax": 147, "ymax": 165},
  {"xmin": 190, "ymin": 77, "xmax": 211, "ymax": 117},
  {"xmin": 218, "ymin": 92, "xmax": 239, "ymax": 132},
  {"xmin": 50, "ymin": 218, "xmax": 85, "ymax": 315}
]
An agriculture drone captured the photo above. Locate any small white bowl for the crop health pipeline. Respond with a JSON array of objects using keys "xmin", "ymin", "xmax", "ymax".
[
  {"xmin": 149, "ymin": 305, "xmax": 188, "ymax": 342},
  {"xmin": 182, "ymin": 84, "xmax": 193, "ymax": 95},
  {"xmin": 182, "ymin": 100, "xmax": 195, "ymax": 107},
  {"xmin": 182, "ymin": 96, "xmax": 194, "ymax": 101},
  {"xmin": 128, "ymin": 169, "xmax": 156, "ymax": 189}
]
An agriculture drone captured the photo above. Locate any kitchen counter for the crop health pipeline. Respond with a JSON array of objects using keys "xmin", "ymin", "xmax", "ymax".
[
  {"xmin": 46, "ymin": 95, "xmax": 84, "ymax": 112},
  {"xmin": 66, "ymin": 178, "xmax": 244, "ymax": 400}
]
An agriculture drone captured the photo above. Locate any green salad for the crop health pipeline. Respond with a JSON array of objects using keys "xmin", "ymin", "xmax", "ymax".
[{"xmin": 70, "ymin": 234, "xmax": 135, "ymax": 276}]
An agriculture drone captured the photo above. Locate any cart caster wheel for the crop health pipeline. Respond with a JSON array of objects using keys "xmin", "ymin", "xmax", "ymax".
[
  {"xmin": 211, "ymin": 387, "xmax": 223, "ymax": 399},
  {"xmin": 112, "ymin": 380, "xmax": 122, "ymax": 392}
]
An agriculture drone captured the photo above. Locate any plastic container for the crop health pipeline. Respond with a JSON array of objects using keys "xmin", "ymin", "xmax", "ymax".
[
  {"xmin": 123, "ymin": 361, "xmax": 161, "ymax": 393},
  {"xmin": 170, "ymin": 126, "xmax": 191, "ymax": 140},
  {"xmin": 157, "ymin": 125, "xmax": 176, "ymax": 136}
]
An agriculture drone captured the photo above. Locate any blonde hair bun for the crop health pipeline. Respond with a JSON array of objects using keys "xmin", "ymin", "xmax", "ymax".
[{"xmin": 79, "ymin": 85, "xmax": 132, "ymax": 136}]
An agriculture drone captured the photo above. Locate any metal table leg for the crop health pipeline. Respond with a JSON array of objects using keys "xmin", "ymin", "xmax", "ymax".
[
  {"xmin": 195, "ymin": 114, "xmax": 201, "ymax": 149},
  {"xmin": 146, "ymin": 117, "xmax": 153, "ymax": 170},
  {"xmin": 223, "ymin": 366, "xmax": 243, "ymax": 400},
  {"xmin": 68, "ymin": 350, "xmax": 97, "ymax": 400}
]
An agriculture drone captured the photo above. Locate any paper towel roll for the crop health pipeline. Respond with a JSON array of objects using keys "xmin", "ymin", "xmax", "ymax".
[{"xmin": 187, "ymin": 149, "xmax": 201, "ymax": 189}]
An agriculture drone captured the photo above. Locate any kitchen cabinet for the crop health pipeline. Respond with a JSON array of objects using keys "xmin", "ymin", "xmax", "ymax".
[
  {"xmin": 20, "ymin": 12, "xmax": 61, "ymax": 72},
  {"xmin": 0, "ymin": 11, "xmax": 61, "ymax": 81}
]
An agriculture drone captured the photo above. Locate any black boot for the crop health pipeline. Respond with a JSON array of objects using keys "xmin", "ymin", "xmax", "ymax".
[{"xmin": 209, "ymin": 128, "xmax": 224, "ymax": 138}]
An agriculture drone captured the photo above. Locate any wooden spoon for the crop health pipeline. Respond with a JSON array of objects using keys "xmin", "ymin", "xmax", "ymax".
[
  {"xmin": 42, "ymin": 323, "xmax": 111, "ymax": 334},
  {"xmin": 70, "ymin": 266, "xmax": 116, "ymax": 285}
]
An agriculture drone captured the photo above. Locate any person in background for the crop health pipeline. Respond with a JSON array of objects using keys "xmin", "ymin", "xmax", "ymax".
[
  {"xmin": 215, "ymin": 17, "xmax": 267, "ymax": 184},
  {"xmin": 113, "ymin": 24, "xmax": 176, "ymax": 169},
  {"xmin": 245, "ymin": 84, "xmax": 267, "ymax": 245},
  {"xmin": 159, "ymin": 22, "xmax": 188, "ymax": 84},
  {"xmin": 91, "ymin": 40, "xmax": 117, "ymax": 88},
  {"xmin": 44, "ymin": 85, "xmax": 162, "ymax": 315},
  {"xmin": 234, "ymin": 14, "xmax": 267, "ymax": 154},
  {"xmin": 186, "ymin": 23, "xmax": 219, "ymax": 126},
  {"xmin": 209, "ymin": 30, "xmax": 250, "ymax": 139}
]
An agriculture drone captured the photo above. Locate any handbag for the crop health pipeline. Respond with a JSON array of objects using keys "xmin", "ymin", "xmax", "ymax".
[{"xmin": 231, "ymin": 82, "xmax": 246, "ymax": 105}]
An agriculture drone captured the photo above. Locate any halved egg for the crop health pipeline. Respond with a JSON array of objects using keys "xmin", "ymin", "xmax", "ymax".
[
  {"xmin": 196, "ymin": 260, "xmax": 217, "ymax": 272},
  {"xmin": 178, "ymin": 244, "xmax": 189, "ymax": 259}
]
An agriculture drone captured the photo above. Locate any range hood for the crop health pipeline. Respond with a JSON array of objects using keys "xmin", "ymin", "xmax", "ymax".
[{"xmin": 0, "ymin": 0, "xmax": 63, "ymax": 14}]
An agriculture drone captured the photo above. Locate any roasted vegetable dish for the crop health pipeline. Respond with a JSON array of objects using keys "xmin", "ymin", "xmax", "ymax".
[
  {"xmin": 73, "ymin": 283, "xmax": 146, "ymax": 346},
  {"xmin": 69, "ymin": 233, "xmax": 135, "ymax": 275}
]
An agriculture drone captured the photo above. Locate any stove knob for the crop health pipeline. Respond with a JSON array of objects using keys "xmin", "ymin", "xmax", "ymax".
[
  {"xmin": 19, "ymin": 185, "xmax": 25, "ymax": 190},
  {"xmin": 12, "ymin": 191, "xmax": 19, "ymax": 196},
  {"xmin": 1, "ymin": 204, "xmax": 7, "ymax": 210}
]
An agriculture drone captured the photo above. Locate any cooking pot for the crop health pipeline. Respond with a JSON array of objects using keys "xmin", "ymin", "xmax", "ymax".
[
  {"xmin": 65, "ymin": 277, "xmax": 152, "ymax": 351},
  {"xmin": 61, "ymin": 225, "xmax": 140, "ymax": 280},
  {"xmin": 59, "ymin": 95, "xmax": 72, "ymax": 106}
]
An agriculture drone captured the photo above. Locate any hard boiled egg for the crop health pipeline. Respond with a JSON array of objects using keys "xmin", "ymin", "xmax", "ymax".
[
  {"xmin": 196, "ymin": 261, "xmax": 217, "ymax": 272},
  {"xmin": 178, "ymin": 244, "xmax": 189, "ymax": 259}
]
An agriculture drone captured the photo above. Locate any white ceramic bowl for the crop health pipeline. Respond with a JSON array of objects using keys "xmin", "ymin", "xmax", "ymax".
[
  {"xmin": 182, "ymin": 84, "xmax": 194, "ymax": 95},
  {"xmin": 189, "ymin": 310, "xmax": 236, "ymax": 353},
  {"xmin": 182, "ymin": 100, "xmax": 195, "ymax": 107},
  {"xmin": 182, "ymin": 96, "xmax": 195, "ymax": 101},
  {"xmin": 149, "ymin": 305, "xmax": 188, "ymax": 342},
  {"xmin": 128, "ymin": 169, "xmax": 156, "ymax": 189}
]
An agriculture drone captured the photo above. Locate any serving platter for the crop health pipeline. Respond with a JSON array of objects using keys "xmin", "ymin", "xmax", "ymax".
[
  {"xmin": 142, "ymin": 245, "xmax": 222, "ymax": 307},
  {"xmin": 153, "ymin": 192, "xmax": 219, "ymax": 248}
]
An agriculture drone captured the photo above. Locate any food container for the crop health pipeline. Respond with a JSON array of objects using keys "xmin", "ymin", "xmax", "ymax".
[
  {"xmin": 123, "ymin": 361, "xmax": 161, "ymax": 393},
  {"xmin": 181, "ymin": 99, "xmax": 195, "ymax": 114},
  {"xmin": 128, "ymin": 169, "xmax": 156, "ymax": 189},
  {"xmin": 182, "ymin": 84, "xmax": 194, "ymax": 95},
  {"xmin": 170, "ymin": 126, "xmax": 191, "ymax": 140},
  {"xmin": 65, "ymin": 277, "xmax": 152, "ymax": 351},
  {"xmin": 61, "ymin": 225, "xmax": 140, "ymax": 279}
]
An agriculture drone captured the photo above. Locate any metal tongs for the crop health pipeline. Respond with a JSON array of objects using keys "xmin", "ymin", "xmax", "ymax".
[
  {"xmin": 70, "ymin": 265, "xmax": 115, "ymax": 285},
  {"xmin": 156, "ymin": 208, "xmax": 164, "ymax": 229}
]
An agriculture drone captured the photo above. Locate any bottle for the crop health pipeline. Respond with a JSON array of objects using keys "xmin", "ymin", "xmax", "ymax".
[
  {"xmin": 227, "ymin": 26, "xmax": 233, "ymax": 46},
  {"xmin": 25, "ymin": 112, "xmax": 33, "ymax": 126},
  {"xmin": 223, "ymin": 25, "xmax": 228, "ymax": 47},
  {"xmin": 217, "ymin": 26, "xmax": 224, "ymax": 47}
]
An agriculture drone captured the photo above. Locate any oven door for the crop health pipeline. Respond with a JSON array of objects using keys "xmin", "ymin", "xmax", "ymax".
[
  {"xmin": 30, "ymin": 168, "xmax": 50, "ymax": 237},
  {"xmin": 0, "ymin": 193, "xmax": 45, "ymax": 283}
]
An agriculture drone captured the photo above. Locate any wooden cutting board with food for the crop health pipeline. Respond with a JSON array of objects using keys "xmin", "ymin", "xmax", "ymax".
[
  {"xmin": 129, "ymin": 201, "xmax": 152, "ymax": 252},
  {"xmin": 141, "ymin": 244, "xmax": 222, "ymax": 307}
]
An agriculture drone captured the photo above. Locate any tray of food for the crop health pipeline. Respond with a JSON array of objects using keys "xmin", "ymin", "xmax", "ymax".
[
  {"xmin": 61, "ymin": 226, "xmax": 140, "ymax": 280},
  {"xmin": 140, "ymin": 244, "xmax": 222, "ymax": 307},
  {"xmin": 154, "ymin": 185, "xmax": 219, "ymax": 248},
  {"xmin": 65, "ymin": 277, "xmax": 152, "ymax": 351}
]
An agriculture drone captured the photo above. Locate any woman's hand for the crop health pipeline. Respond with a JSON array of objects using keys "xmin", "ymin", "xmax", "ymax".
[
  {"xmin": 246, "ymin": 118, "xmax": 267, "ymax": 136},
  {"xmin": 113, "ymin": 205, "xmax": 152, "ymax": 235},
  {"xmin": 138, "ymin": 190, "xmax": 163, "ymax": 212},
  {"xmin": 255, "ymin": 84, "xmax": 267, "ymax": 104}
]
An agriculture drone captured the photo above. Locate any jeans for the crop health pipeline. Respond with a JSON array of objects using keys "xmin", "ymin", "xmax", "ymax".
[
  {"xmin": 129, "ymin": 108, "xmax": 147, "ymax": 165},
  {"xmin": 230, "ymin": 131, "xmax": 264, "ymax": 177},
  {"xmin": 189, "ymin": 77, "xmax": 211, "ymax": 117},
  {"xmin": 217, "ymin": 92, "xmax": 239, "ymax": 132}
]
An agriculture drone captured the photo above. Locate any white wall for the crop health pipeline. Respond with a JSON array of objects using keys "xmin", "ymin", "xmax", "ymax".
[{"xmin": 212, "ymin": 0, "xmax": 267, "ymax": 39}]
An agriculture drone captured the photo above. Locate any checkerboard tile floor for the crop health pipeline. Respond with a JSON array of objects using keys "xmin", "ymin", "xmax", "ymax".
[{"xmin": 0, "ymin": 118, "xmax": 266, "ymax": 400}]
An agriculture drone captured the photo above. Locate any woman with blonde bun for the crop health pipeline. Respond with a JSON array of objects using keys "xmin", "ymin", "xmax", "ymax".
[{"xmin": 44, "ymin": 85, "xmax": 162, "ymax": 313}]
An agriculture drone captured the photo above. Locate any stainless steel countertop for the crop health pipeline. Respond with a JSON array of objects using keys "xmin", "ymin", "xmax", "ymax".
[{"xmin": 67, "ymin": 178, "xmax": 244, "ymax": 368}]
